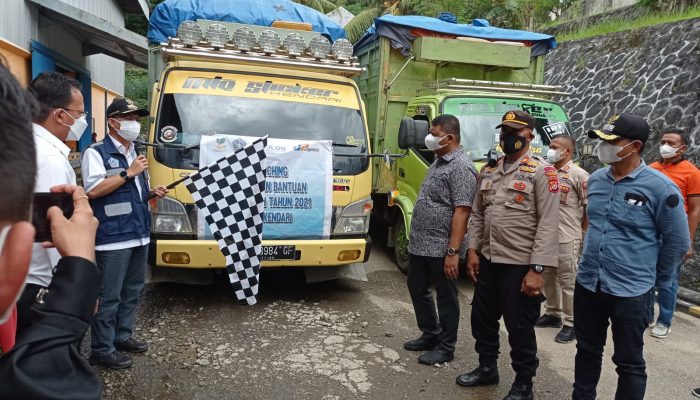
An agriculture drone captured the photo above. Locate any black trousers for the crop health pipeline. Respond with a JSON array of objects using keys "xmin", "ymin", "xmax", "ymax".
[
  {"xmin": 15, "ymin": 283, "xmax": 45, "ymax": 340},
  {"xmin": 471, "ymin": 257, "xmax": 544, "ymax": 383},
  {"xmin": 407, "ymin": 254, "xmax": 460, "ymax": 352},
  {"xmin": 572, "ymin": 282, "xmax": 647, "ymax": 400}
]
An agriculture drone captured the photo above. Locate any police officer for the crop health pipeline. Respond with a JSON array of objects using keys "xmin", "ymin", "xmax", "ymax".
[
  {"xmin": 536, "ymin": 134, "xmax": 589, "ymax": 344},
  {"xmin": 456, "ymin": 110, "xmax": 560, "ymax": 400}
]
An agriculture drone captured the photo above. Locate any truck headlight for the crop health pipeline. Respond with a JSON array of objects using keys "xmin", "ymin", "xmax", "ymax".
[
  {"xmin": 151, "ymin": 197, "xmax": 194, "ymax": 234},
  {"xmin": 333, "ymin": 197, "xmax": 373, "ymax": 235},
  {"xmin": 308, "ymin": 35, "xmax": 331, "ymax": 59},
  {"xmin": 332, "ymin": 39, "xmax": 353, "ymax": 62},
  {"xmin": 178, "ymin": 21, "xmax": 202, "ymax": 47}
]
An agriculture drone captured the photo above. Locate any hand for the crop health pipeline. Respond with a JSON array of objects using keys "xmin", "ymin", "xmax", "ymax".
[
  {"xmin": 467, "ymin": 249, "xmax": 480, "ymax": 283},
  {"xmin": 150, "ymin": 185, "xmax": 169, "ymax": 199},
  {"xmin": 521, "ymin": 269, "xmax": 545, "ymax": 297},
  {"xmin": 684, "ymin": 247, "xmax": 693, "ymax": 261},
  {"xmin": 444, "ymin": 254, "xmax": 459, "ymax": 280},
  {"xmin": 127, "ymin": 155, "xmax": 148, "ymax": 177},
  {"xmin": 43, "ymin": 185, "xmax": 98, "ymax": 263}
]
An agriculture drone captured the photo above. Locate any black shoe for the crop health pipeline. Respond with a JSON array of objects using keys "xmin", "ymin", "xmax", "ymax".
[
  {"xmin": 456, "ymin": 365, "xmax": 500, "ymax": 387},
  {"xmin": 555, "ymin": 326, "xmax": 576, "ymax": 343},
  {"xmin": 404, "ymin": 336, "xmax": 437, "ymax": 351},
  {"xmin": 503, "ymin": 383, "xmax": 534, "ymax": 400},
  {"xmin": 89, "ymin": 351, "xmax": 133, "ymax": 369},
  {"xmin": 115, "ymin": 337, "xmax": 149, "ymax": 353},
  {"xmin": 418, "ymin": 349, "xmax": 454, "ymax": 365},
  {"xmin": 535, "ymin": 314, "xmax": 562, "ymax": 328}
]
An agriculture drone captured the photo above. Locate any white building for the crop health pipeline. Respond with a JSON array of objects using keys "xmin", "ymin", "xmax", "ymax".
[{"xmin": 0, "ymin": 0, "xmax": 149, "ymax": 148}]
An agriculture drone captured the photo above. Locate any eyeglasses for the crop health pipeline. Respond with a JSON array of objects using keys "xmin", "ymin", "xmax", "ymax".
[{"xmin": 54, "ymin": 107, "xmax": 88, "ymax": 120}]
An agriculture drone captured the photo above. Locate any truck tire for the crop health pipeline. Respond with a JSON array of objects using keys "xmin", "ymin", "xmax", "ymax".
[{"xmin": 393, "ymin": 216, "xmax": 410, "ymax": 274}]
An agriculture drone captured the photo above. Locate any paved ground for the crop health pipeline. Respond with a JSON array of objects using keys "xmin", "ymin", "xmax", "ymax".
[{"xmin": 99, "ymin": 227, "xmax": 700, "ymax": 400}]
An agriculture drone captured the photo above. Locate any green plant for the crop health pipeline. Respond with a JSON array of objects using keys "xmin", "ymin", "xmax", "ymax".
[
  {"xmin": 124, "ymin": 66, "xmax": 149, "ymax": 108},
  {"xmin": 557, "ymin": 5, "xmax": 700, "ymax": 41}
]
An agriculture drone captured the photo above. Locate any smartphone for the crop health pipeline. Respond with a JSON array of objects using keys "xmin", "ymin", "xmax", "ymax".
[{"xmin": 32, "ymin": 193, "xmax": 74, "ymax": 243}]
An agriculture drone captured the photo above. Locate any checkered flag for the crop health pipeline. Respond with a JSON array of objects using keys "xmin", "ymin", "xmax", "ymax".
[{"xmin": 184, "ymin": 137, "xmax": 267, "ymax": 305}]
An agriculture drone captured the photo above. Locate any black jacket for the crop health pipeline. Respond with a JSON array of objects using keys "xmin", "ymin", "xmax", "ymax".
[{"xmin": 0, "ymin": 256, "xmax": 103, "ymax": 400}]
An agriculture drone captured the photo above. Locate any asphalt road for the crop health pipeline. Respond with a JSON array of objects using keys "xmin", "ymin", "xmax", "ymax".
[{"xmin": 99, "ymin": 229, "xmax": 700, "ymax": 400}]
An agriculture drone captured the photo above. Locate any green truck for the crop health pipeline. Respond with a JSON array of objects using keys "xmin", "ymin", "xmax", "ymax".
[{"xmin": 354, "ymin": 15, "xmax": 572, "ymax": 270}]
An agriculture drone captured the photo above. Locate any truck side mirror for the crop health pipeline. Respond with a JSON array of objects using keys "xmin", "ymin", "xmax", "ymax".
[{"xmin": 398, "ymin": 117, "xmax": 429, "ymax": 149}]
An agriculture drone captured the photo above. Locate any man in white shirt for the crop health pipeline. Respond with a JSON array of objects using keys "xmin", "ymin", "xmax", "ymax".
[
  {"xmin": 82, "ymin": 97, "xmax": 167, "ymax": 369},
  {"xmin": 16, "ymin": 72, "xmax": 88, "ymax": 337}
]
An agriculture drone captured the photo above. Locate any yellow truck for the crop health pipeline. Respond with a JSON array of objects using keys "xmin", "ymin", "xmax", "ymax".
[{"xmin": 143, "ymin": 19, "xmax": 373, "ymax": 271}]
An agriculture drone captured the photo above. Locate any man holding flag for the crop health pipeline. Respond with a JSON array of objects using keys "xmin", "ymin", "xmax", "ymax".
[{"xmin": 81, "ymin": 98, "xmax": 168, "ymax": 369}]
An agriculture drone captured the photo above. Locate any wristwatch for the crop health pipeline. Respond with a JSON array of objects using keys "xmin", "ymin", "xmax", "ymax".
[
  {"xmin": 530, "ymin": 264, "xmax": 544, "ymax": 273},
  {"xmin": 119, "ymin": 170, "xmax": 130, "ymax": 181},
  {"xmin": 447, "ymin": 247, "xmax": 459, "ymax": 256}
]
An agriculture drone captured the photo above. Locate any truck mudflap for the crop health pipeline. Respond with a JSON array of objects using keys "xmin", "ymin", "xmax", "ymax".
[{"xmin": 149, "ymin": 238, "xmax": 371, "ymax": 269}]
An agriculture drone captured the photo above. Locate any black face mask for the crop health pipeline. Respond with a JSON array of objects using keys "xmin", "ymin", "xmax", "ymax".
[{"xmin": 500, "ymin": 132, "xmax": 527, "ymax": 155}]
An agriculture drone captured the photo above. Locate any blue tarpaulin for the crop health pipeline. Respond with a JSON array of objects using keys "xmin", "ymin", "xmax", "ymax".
[
  {"xmin": 355, "ymin": 15, "xmax": 556, "ymax": 57},
  {"xmin": 148, "ymin": 0, "xmax": 346, "ymax": 44}
]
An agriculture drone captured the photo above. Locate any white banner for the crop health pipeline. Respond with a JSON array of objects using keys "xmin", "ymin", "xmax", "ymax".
[{"xmin": 198, "ymin": 135, "xmax": 333, "ymax": 240}]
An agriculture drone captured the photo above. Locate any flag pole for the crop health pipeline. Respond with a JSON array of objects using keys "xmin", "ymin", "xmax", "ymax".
[{"xmin": 145, "ymin": 174, "xmax": 191, "ymax": 201}]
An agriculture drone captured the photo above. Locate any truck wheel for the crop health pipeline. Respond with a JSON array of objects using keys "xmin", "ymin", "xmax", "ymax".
[{"xmin": 393, "ymin": 217, "xmax": 410, "ymax": 274}]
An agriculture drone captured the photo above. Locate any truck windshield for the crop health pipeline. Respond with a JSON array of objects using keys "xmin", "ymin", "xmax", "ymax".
[
  {"xmin": 154, "ymin": 93, "xmax": 368, "ymax": 175},
  {"xmin": 443, "ymin": 98, "xmax": 572, "ymax": 161}
]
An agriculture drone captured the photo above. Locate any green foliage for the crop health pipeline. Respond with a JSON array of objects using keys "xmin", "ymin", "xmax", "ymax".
[
  {"xmin": 558, "ymin": 4, "xmax": 700, "ymax": 41},
  {"xmin": 124, "ymin": 66, "xmax": 149, "ymax": 108},
  {"xmin": 345, "ymin": 6, "xmax": 382, "ymax": 43}
]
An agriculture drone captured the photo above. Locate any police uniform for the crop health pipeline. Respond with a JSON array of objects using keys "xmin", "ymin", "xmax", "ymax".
[
  {"xmin": 542, "ymin": 161, "xmax": 588, "ymax": 328},
  {"xmin": 467, "ymin": 149, "xmax": 559, "ymax": 385}
]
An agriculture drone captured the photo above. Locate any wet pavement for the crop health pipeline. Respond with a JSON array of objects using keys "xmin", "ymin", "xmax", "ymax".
[{"xmin": 98, "ymin": 229, "xmax": 700, "ymax": 400}]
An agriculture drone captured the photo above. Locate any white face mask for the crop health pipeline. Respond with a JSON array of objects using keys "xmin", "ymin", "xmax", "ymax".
[
  {"xmin": 114, "ymin": 120, "xmax": 141, "ymax": 142},
  {"xmin": 546, "ymin": 148, "xmax": 563, "ymax": 163},
  {"xmin": 659, "ymin": 144, "xmax": 681, "ymax": 159},
  {"xmin": 60, "ymin": 110, "xmax": 88, "ymax": 141},
  {"xmin": 596, "ymin": 140, "xmax": 634, "ymax": 164},
  {"xmin": 424, "ymin": 134, "xmax": 447, "ymax": 151}
]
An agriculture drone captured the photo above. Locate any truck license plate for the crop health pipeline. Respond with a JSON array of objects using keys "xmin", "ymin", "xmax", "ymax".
[{"xmin": 260, "ymin": 245, "xmax": 296, "ymax": 260}]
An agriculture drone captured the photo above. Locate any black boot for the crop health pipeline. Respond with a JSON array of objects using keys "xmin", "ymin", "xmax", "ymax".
[
  {"xmin": 534, "ymin": 314, "xmax": 562, "ymax": 328},
  {"xmin": 503, "ymin": 382, "xmax": 534, "ymax": 400},
  {"xmin": 403, "ymin": 335, "xmax": 437, "ymax": 351},
  {"xmin": 456, "ymin": 365, "xmax": 499, "ymax": 387},
  {"xmin": 418, "ymin": 348, "xmax": 454, "ymax": 365},
  {"xmin": 554, "ymin": 326, "xmax": 576, "ymax": 344}
]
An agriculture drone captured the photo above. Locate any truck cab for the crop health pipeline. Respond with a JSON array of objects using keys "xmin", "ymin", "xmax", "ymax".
[
  {"xmin": 146, "ymin": 19, "xmax": 373, "ymax": 270},
  {"xmin": 354, "ymin": 15, "xmax": 572, "ymax": 270}
]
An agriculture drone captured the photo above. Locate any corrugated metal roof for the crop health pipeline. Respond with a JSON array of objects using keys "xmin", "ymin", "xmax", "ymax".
[
  {"xmin": 27, "ymin": 0, "xmax": 148, "ymax": 67},
  {"xmin": 115, "ymin": 0, "xmax": 149, "ymax": 17}
]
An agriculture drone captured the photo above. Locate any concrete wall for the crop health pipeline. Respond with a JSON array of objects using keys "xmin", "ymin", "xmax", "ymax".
[{"xmin": 545, "ymin": 17, "xmax": 700, "ymax": 287}]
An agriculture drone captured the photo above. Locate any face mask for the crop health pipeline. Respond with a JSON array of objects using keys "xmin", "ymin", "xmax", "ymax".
[
  {"xmin": 424, "ymin": 134, "xmax": 448, "ymax": 152},
  {"xmin": 114, "ymin": 120, "xmax": 141, "ymax": 142},
  {"xmin": 660, "ymin": 144, "xmax": 681, "ymax": 159},
  {"xmin": 500, "ymin": 132, "xmax": 527, "ymax": 155},
  {"xmin": 546, "ymin": 148, "xmax": 563, "ymax": 163},
  {"xmin": 60, "ymin": 110, "xmax": 88, "ymax": 141},
  {"xmin": 596, "ymin": 141, "xmax": 634, "ymax": 164}
]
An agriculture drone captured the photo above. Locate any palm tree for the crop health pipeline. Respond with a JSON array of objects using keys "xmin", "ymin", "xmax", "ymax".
[{"xmin": 292, "ymin": 0, "xmax": 341, "ymax": 13}]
